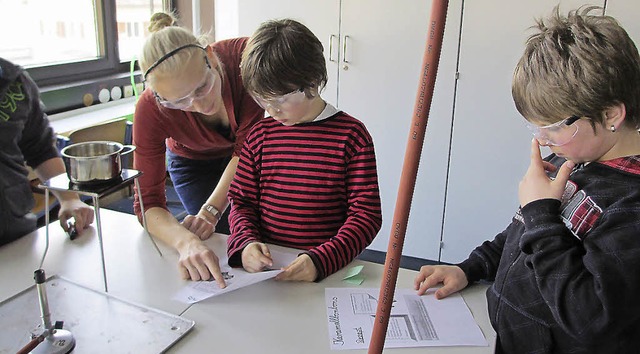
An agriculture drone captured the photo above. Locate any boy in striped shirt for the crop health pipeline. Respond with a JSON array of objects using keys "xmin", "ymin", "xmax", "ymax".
[{"xmin": 227, "ymin": 19, "xmax": 383, "ymax": 282}]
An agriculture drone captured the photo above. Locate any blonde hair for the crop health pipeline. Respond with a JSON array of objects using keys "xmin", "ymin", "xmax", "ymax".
[
  {"xmin": 139, "ymin": 12, "xmax": 211, "ymax": 86},
  {"xmin": 512, "ymin": 6, "xmax": 640, "ymax": 129}
]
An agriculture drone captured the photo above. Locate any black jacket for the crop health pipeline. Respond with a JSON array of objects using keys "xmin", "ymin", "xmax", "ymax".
[
  {"xmin": 459, "ymin": 155, "xmax": 640, "ymax": 353},
  {"xmin": 0, "ymin": 57, "xmax": 58, "ymax": 245}
]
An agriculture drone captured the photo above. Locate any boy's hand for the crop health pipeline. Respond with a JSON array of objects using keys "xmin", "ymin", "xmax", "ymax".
[
  {"xmin": 519, "ymin": 139, "xmax": 575, "ymax": 207},
  {"xmin": 58, "ymin": 198, "xmax": 94, "ymax": 237},
  {"xmin": 241, "ymin": 242, "xmax": 273, "ymax": 272},
  {"xmin": 275, "ymin": 254, "xmax": 318, "ymax": 282},
  {"xmin": 414, "ymin": 265, "xmax": 468, "ymax": 299}
]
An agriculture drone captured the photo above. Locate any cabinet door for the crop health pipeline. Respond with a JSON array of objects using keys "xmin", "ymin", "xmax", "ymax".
[
  {"xmin": 215, "ymin": 0, "xmax": 341, "ymax": 105},
  {"xmin": 605, "ymin": 1, "xmax": 640, "ymax": 46},
  {"xmin": 338, "ymin": 0, "xmax": 462, "ymax": 261},
  {"xmin": 440, "ymin": 0, "xmax": 605, "ymax": 263}
]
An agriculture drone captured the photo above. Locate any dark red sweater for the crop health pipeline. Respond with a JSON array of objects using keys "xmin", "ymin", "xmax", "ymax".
[{"xmin": 132, "ymin": 38, "xmax": 263, "ymax": 219}]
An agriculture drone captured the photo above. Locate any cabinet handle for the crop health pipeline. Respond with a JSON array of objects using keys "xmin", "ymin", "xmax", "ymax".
[
  {"xmin": 329, "ymin": 34, "xmax": 338, "ymax": 62},
  {"xmin": 342, "ymin": 35, "xmax": 350, "ymax": 63}
]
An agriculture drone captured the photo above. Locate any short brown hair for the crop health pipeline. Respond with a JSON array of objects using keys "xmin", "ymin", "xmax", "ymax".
[
  {"xmin": 240, "ymin": 19, "xmax": 327, "ymax": 97},
  {"xmin": 512, "ymin": 6, "xmax": 640, "ymax": 129}
]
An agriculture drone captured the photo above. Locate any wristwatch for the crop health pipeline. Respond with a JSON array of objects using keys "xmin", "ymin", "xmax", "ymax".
[{"xmin": 201, "ymin": 204, "xmax": 222, "ymax": 220}]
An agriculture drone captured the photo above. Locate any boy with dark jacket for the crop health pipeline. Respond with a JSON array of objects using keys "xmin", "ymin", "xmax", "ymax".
[
  {"xmin": 414, "ymin": 6, "xmax": 640, "ymax": 353},
  {"xmin": 0, "ymin": 57, "xmax": 93, "ymax": 245}
]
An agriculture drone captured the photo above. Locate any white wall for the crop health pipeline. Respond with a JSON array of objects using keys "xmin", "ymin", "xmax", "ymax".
[{"xmin": 174, "ymin": 0, "xmax": 215, "ymax": 36}]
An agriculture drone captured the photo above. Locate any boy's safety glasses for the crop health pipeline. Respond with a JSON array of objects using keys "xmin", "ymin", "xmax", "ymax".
[
  {"xmin": 253, "ymin": 89, "xmax": 307, "ymax": 111},
  {"xmin": 525, "ymin": 115, "xmax": 581, "ymax": 146}
]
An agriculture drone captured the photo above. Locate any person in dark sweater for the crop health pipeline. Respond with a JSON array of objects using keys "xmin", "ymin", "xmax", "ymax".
[
  {"xmin": 227, "ymin": 19, "xmax": 383, "ymax": 282},
  {"xmin": 0, "ymin": 57, "xmax": 94, "ymax": 246},
  {"xmin": 414, "ymin": 6, "xmax": 640, "ymax": 353}
]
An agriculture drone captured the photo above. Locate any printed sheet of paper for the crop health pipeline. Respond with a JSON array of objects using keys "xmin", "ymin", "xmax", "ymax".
[
  {"xmin": 325, "ymin": 288, "xmax": 487, "ymax": 350},
  {"xmin": 173, "ymin": 248, "xmax": 298, "ymax": 304}
]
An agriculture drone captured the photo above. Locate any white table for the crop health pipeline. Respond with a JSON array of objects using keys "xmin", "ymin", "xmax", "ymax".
[
  {"xmin": 0, "ymin": 209, "xmax": 186, "ymax": 315},
  {"xmin": 170, "ymin": 254, "xmax": 496, "ymax": 353},
  {"xmin": 1, "ymin": 209, "xmax": 496, "ymax": 353}
]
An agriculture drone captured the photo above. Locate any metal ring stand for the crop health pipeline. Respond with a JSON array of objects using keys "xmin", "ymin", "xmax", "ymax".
[
  {"xmin": 13, "ymin": 171, "xmax": 167, "ymax": 353},
  {"xmin": 39, "ymin": 169, "xmax": 162, "ymax": 293}
]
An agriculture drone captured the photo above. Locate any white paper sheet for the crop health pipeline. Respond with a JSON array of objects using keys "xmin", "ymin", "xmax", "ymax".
[
  {"xmin": 325, "ymin": 288, "xmax": 487, "ymax": 350},
  {"xmin": 173, "ymin": 248, "xmax": 298, "ymax": 304}
]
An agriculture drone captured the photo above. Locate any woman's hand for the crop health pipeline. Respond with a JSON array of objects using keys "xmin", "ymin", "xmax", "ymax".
[{"xmin": 176, "ymin": 238, "xmax": 226, "ymax": 288}]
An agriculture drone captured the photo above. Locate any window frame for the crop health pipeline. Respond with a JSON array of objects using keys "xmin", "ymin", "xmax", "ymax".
[
  {"xmin": 25, "ymin": 0, "xmax": 174, "ymax": 114},
  {"xmin": 27, "ymin": 0, "xmax": 121, "ymax": 87}
]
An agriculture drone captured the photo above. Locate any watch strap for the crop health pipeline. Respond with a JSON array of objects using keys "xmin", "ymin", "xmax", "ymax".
[{"xmin": 202, "ymin": 204, "xmax": 221, "ymax": 219}]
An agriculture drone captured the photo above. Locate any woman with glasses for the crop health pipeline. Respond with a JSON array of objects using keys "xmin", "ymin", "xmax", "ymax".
[{"xmin": 133, "ymin": 12, "xmax": 264, "ymax": 286}]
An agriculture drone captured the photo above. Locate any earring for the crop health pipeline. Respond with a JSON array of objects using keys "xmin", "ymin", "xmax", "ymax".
[{"xmin": 610, "ymin": 125, "xmax": 616, "ymax": 133}]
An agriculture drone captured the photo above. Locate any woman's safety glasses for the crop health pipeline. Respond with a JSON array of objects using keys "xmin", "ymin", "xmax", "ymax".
[{"xmin": 153, "ymin": 58, "xmax": 216, "ymax": 110}]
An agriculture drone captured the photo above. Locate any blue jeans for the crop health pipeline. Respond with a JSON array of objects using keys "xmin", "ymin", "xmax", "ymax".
[{"xmin": 166, "ymin": 149, "xmax": 231, "ymax": 234}]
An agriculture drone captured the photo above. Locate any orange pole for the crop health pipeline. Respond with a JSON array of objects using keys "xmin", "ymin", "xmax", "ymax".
[{"xmin": 368, "ymin": 1, "xmax": 449, "ymax": 352}]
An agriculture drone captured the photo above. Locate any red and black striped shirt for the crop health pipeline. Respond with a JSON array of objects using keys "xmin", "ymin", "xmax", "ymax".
[{"xmin": 227, "ymin": 109, "xmax": 382, "ymax": 280}]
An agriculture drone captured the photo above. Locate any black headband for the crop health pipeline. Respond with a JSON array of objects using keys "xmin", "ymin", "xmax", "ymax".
[{"xmin": 143, "ymin": 44, "xmax": 207, "ymax": 80}]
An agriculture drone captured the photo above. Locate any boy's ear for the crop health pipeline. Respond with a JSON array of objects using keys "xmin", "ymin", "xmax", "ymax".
[{"xmin": 604, "ymin": 102, "xmax": 626, "ymax": 130}]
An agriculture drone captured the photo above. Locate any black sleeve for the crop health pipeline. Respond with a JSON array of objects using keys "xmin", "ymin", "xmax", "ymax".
[{"xmin": 18, "ymin": 72, "xmax": 59, "ymax": 168}]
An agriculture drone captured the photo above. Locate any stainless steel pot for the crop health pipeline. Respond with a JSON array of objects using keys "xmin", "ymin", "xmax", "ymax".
[{"xmin": 60, "ymin": 141, "xmax": 136, "ymax": 184}]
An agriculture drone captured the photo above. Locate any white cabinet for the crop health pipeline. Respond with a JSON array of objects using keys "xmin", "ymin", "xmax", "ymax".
[
  {"xmin": 331, "ymin": 0, "xmax": 462, "ymax": 262},
  {"xmin": 217, "ymin": 0, "xmax": 341, "ymax": 105}
]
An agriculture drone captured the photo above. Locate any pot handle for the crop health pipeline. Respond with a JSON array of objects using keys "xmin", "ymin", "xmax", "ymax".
[{"xmin": 120, "ymin": 145, "xmax": 136, "ymax": 156}]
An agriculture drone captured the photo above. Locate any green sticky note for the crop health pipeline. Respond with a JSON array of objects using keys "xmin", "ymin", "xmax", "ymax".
[
  {"xmin": 343, "ymin": 274, "xmax": 365, "ymax": 285},
  {"xmin": 342, "ymin": 265, "xmax": 365, "ymax": 285}
]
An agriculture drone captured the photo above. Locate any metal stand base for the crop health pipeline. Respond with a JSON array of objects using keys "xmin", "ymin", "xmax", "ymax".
[
  {"xmin": 30, "ymin": 330, "xmax": 75, "ymax": 354},
  {"xmin": 2, "ymin": 276, "xmax": 195, "ymax": 353}
]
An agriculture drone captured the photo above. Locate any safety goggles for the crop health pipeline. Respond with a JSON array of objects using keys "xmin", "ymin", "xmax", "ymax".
[
  {"xmin": 153, "ymin": 57, "xmax": 215, "ymax": 110},
  {"xmin": 525, "ymin": 115, "xmax": 581, "ymax": 146},
  {"xmin": 252, "ymin": 89, "xmax": 307, "ymax": 111}
]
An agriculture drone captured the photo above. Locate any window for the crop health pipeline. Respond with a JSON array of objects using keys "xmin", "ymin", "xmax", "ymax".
[
  {"xmin": 116, "ymin": 0, "xmax": 168, "ymax": 62},
  {"xmin": 0, "ymin": 0, "xmax": 170, "ymax": 113}
]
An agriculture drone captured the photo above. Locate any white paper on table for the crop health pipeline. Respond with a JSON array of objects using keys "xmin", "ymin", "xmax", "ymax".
[
  {"xmin": 173, "ymin": 247, "xmax": 298, "ymax": 304},
  {"xmin": 269, "ymin": 247, "xmax": 300, "ymax": 269},
  {"xmin": 325, "ymin": 287, "xmax": 487, "ymax": 350}
]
